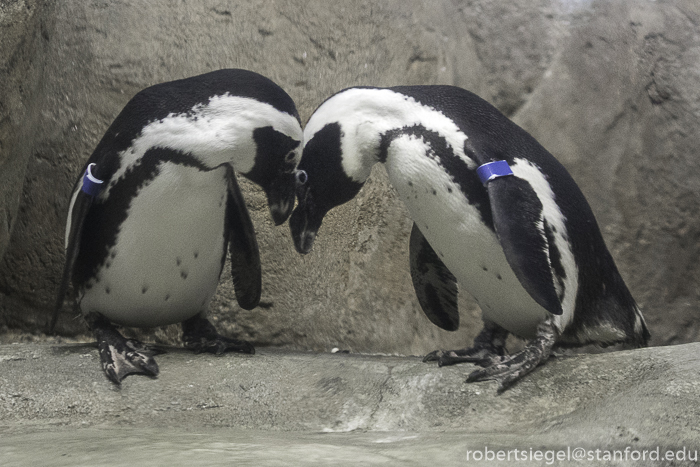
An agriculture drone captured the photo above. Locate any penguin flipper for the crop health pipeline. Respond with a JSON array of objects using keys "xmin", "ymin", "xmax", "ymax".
[
  {"xmin": 49, "ymin": 190, "xmax": 94, "ymax": 333},
  {"xmin": 226, "ymin": 172, "xmax": 262, "ymax": 310},
  {"xmin": 486, "ymin": 176, "xmax": 563, "ymax": 316},
  {"xmin": 409, "ymin": 222, "xmax": 460, "ymax": 331}
]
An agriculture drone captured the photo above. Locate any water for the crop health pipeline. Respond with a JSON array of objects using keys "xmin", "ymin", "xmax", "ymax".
[{"xmin": 1, "ymin": 428, "xmax": 482, "ymax": 466}]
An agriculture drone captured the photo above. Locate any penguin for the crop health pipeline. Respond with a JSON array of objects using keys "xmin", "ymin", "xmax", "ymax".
[
  {"xmin": 50, "ymin": 69, "xmax": 306, "ymax": 384},
  {"xmin": 289, "ymin": 85, "xmax": 650, "ymax": 392}
]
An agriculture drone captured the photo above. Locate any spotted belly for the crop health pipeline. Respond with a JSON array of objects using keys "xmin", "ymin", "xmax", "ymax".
[
  {"xmin": 414, "ymin": 202, "xmax": 549, "ymax": 339},
  {"xmin": 78, "ymin": 163, "xmax": 229, "ymax": 328},
  {"xmin": 384, "ymin": 137, "xmax": 549, "ymax": 339}
]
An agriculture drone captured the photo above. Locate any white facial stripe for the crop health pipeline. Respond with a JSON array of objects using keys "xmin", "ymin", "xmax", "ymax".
[
  {"xmin": 304, "ymin": 88, "xmax": 476, "ymax": 183},
  {"xmin": 105, "ymin": 94, "xmax": 301, "ymax": 196},
  {"xmin": 511, "ymin": 158, "xmax": 578, "ymax": 330}
]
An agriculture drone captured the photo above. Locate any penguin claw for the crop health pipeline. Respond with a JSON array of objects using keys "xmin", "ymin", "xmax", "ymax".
[
  {"xmin": 423, "ymin": 320, "xmax": 509, "ymax": 367},
  {"xmin": 422, "ymin": 349, "xmax": 443, "ymax": 363},
  {"xmin": 184, "ymin": 336, "xmax": 255, "ymax": 355},
  {"xmin": 466, "ymin": 351, "xmax": 543, "ymax": 394},
  {"xmin": 422, "ymin": 347, "xmax": 503, "ymax": 367},
  {"xmin": 85, "ymin": 312, "xmax": 161, "ymax": 384},
  {"xmin": 466, "ymin": 318, "xmax": 558, "ymax": 393},
  {"xmin": 425, "ymin": 318, "xmax": 557, "ymax": 393},
  {"xmin": 181, "ymin": 315, "xmax": 255, "ymax": 356},
  {"xmin": 100, "ymin": 338, "xmax": 161, "ymax": 384}
]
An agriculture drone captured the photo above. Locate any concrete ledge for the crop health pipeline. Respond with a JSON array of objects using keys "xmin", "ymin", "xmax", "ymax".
[{"xmin": 1, "ymin": 343, "xmax": 699, "ymax": 465}]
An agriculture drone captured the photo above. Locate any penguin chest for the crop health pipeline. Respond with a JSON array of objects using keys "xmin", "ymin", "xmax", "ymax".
[
  {"xmin": 384, "ymin": 141, "xmax": 549, "ymax": 338},
  {"xmin": 79, "ymin": 163, "xmax": 229, "ymax": 327}
]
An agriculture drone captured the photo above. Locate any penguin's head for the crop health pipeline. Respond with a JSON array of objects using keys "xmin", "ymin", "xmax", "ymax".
[
  {"xmin": 289, "ymin": 120, "xmax": 364, "ymax": 254},
  {"xmin": 243, "ymin": 125, "xmax": 304, "ymax": 225},
  {"xmin": 290, "ymin": 87, "xmax": 418, "ymax": 253}
]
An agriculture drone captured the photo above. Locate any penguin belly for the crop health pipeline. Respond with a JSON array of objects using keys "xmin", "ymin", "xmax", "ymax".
[
  {"xmin": 79, "ymin": 163, "xmax": 229, "ymax": 328},
  {"xmin": 385, "ymin": 139, "xmax": 549, "ymax": 339}
]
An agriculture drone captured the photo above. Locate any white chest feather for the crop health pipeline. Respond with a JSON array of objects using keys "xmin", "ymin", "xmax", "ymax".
[
  {"xmin": 79, "ymin": 163, "xmax": 229, "ymax": 327},
  {"xmin": 384, "ymin": 135, "xmax": 550, "ymax": 338}
]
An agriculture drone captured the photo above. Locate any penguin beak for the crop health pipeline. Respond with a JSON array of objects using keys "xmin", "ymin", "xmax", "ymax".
[
  {"xmin": 289, "ymin": 186, "xmax": 324, "ymax": 255},
  {"xmin": 264, "ymin": 172, "xmax": 297, "ymax": 226}
]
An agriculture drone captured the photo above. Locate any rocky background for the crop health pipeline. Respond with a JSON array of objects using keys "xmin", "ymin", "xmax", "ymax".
[{"xmin": 0, "ymin": 0, "xmax": 698, "ymax": 354}]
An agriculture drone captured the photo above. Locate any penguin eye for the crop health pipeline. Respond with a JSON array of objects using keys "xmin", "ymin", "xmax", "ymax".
[
  {"xmin": 285, "ymin": 151, "xmax": 296, "ymax": 162},
  {"xmin": 295, "ymin": 170, "xmax": 308, "ymax": 187}
]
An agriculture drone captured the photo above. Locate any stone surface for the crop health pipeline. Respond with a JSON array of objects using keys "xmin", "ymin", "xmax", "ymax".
[
  {"xmin": 0, "ymin": 342, "xmax": 699, "ymax": 466},
  {"xmin": 513, "ymin": 0, "xmax": 700, "ymax": 346},
  {"xmin": 0, "ymin": 0, "xmax": 699, "ymax": 355},
  {"xmin": 0, "ymin": 0, "xmax": 53, "ymax": 263}
]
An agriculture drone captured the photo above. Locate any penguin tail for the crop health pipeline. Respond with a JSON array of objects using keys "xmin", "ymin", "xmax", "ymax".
[{"xmin": 632, "ymin": 304, "xmax": 651, "ymax": 347}]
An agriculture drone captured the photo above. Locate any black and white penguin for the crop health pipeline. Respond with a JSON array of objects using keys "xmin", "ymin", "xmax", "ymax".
[
  {"xmin": 51, "ymin": 69, "xmax": 305, "ymax": 384},
  {"xmin": 289, "ymin": 85, "xmax": 650, "ymax": 392}
]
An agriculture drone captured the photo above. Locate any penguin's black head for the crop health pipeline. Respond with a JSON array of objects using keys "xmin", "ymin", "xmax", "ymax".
[
  {"xmin": 245, "ymin": 126, "xmax": 303, "ymax": 225},
  {"xmin": 289, "ymin": 122, "xmax": 363, "ymax": 254}
]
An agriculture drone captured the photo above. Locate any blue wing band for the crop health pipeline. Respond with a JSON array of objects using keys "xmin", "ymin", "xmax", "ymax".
[
  {"xmin": 476, "ymin": 160, "xmax": 514, "ymax": 185},
  {"xmin": 81, "ymin": 163, "xmax": 104, "ymax": 197}
]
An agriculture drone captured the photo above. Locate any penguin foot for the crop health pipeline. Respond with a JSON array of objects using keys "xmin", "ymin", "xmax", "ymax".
[
  {"xmin": 181, "ymin": 315, "xmax": 255, "ymax": 355},
  {"xmin": 423, "ymin": 320, "xmax": 509, "ymax": 367},
  {"xmin": 85, "ymin": 312, "xmax": 161, "ymax": 384},
  {"xmin": 422, "ymin": 346, "xmax": 502, "ymax": 367},
  {"xmin": 466, "ymin": 317, "xmax": 557, "ymax": 393}
]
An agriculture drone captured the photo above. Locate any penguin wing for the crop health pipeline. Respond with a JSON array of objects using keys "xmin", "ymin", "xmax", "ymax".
[
  {"xmin": 486, "ymin": 176, "xmax": 563, "ymax": 315},
  {"xmin": 409, "ymin": 222, "xmax": 460, "ymax": 331},
  {"xmin": 226, "ymin": 172, "xmax": 262, "ymax": 310},
  {"xmin": 49, "ymin": 177, "xmax": 98, "ymax": 332}
]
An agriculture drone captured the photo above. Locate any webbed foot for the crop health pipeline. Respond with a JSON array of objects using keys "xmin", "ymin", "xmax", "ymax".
[
  {"xmin": 423, "ymin": 346, "xmax": 503, "ymax": 367},
  {"xmin": 181, "ymin": 315, "xmax": 255, "ymax": 355},
  {"xmin": 423, "ymin": 320, "xmax": 509, "ymax": 367},
  {"xmin": 466, "ymin": 317, "xmax": 557, "ymax": 393},
  {"xmin": 85, "ymin": 312, "xmax": 161, "ymax": 384}
]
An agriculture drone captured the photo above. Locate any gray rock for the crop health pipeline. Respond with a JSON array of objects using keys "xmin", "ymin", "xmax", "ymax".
[
  {"xmin": 0, "ymin": 0, "xmax": 698, "ymax": 356},
  {"xmin": 0, "ymin": 0, "xmax": 54, "ymax": 263},
  {"xmin": 0, "ymin": 342, "xmax": 699, "ymax": 466},
  {"xmin": 513, "ymin": 0, "xmax": 700, "ymax": 346}
]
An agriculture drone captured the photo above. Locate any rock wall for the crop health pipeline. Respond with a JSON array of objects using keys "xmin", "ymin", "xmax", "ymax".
[
  {"xmin": 514, "ymin": 0, "xmax": 700, "ymax": 345},
  {"xmin": 0, "ymin": 0, "xmax": 698, "ymax": 353},
  {"xmin": 0, "ymin": 0, "xmax": 53, "ymax": 268}
]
